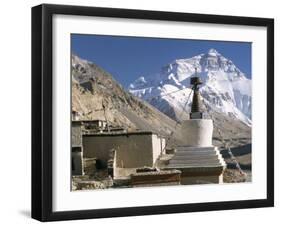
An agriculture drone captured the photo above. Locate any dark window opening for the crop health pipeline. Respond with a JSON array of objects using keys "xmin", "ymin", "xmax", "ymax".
[{"xmin": 72, "ymin": 157, "xmax": 75, "ymax": 171}]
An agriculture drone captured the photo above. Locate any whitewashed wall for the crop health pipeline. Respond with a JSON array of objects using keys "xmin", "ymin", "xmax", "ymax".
[{"xmin": 83, "ymin": 133, "xmax": 161, "ymax": 168}]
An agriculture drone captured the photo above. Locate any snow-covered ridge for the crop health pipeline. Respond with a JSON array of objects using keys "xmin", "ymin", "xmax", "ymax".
[{"xmin": 128, "ymin": 49, "xmax": 252, "ymax": 125}]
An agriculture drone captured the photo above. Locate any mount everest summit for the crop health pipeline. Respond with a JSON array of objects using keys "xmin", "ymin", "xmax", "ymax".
[{"xmin": 129, "ymin": 49, "xmax": 252, "ymax": 126}]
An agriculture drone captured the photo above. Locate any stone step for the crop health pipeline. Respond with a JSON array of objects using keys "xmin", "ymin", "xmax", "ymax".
[
  {"xmin": 173, "ymin": 152, "xmax": 218, "ymax": 157},
  {"xmin": 175, "ymin": 149, "xmax": 218, "ymax": 153},
  {"xmin": 174, "ymin": 151, "xmax": 219, "ymax": 156},
  {"xmin": 171, "ymin": 155, "xmax": 219, "ymax": 161},
  {"xmin": 175, "ymin": 150, "xmax": 219, "ymax": 155},
  {"xmin": 176, "ymin": 146, "xmax": 216, "ymax": 152},
  {"xmin": 167, "ymin": 163, "xmax": 223, "ymax": 168},
  {"xmin": 169, "ymin": 159, "xmax": 220, "ymax": 165}
]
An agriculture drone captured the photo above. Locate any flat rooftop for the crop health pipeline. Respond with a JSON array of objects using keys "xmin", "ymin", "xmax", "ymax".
[{"xmin": 83, "ymin": 130, "xmax": 158, "ymax": 137}]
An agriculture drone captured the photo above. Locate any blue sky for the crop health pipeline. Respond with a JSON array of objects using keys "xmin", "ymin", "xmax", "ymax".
[{"xmin": 71, "ymin": 34, "xmax": 252, "ymax": 87}]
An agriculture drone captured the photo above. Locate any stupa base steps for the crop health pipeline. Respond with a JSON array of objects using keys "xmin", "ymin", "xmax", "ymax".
[{"xmin": 164, "ymin": 146, "xmax": 226, "ymax": 185}]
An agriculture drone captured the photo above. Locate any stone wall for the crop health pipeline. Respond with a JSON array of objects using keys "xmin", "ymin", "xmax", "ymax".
[
  {"xmin": 83, "ymin": 132, "xmax": 164, "ymax": 169},
  {"xmin": 83, "ymin": 158, "xmax": 96, "ymax": 176},
  {"xmin": 180, "ymin": 174, "xmax": 223, "ymax": 185},
  {"xmin": 72, "ymin": 121, "xmax": 82, "ymax": 146},
  {"xmin": 152, "ymin": 134, "xmax": 165, "ymax": 163},
  {"xmin": 72, "ymin": 121, "xmax": 83, "ymax": 175},
  {"xmin": 131, "ymin": 170, "xmax": 181, "ymax": 187}
]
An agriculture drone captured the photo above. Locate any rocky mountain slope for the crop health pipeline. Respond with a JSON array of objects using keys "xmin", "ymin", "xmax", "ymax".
[{"xmin": 72, "ymin": 54, "xmax": 185, "ymax": 147}]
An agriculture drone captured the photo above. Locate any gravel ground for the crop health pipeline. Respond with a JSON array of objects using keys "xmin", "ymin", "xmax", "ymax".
[{"xmin": 223, "ymin": 168, "xmax": 251, "ymax": 183}]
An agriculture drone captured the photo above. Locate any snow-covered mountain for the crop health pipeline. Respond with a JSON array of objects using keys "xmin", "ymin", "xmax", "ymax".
[{"xmin": 128, "ymin": 49, "xmax": 252, "ymax": 126}]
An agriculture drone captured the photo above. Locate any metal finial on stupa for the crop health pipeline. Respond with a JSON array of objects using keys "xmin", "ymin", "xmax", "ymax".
[{"xmin": 190, "ymin": 67, "xmax": 203, "ymax": 119}]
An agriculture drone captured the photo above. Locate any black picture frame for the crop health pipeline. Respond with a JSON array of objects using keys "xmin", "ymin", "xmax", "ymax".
[{"xmin": 32, "ymin": 3, "xmax": 274, "ymax": 222}]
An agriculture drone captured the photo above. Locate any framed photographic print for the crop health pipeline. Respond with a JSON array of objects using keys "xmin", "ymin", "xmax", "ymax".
[{"xmin": 31, "ymin": 4, "xmax": 274, "ymax": 221}]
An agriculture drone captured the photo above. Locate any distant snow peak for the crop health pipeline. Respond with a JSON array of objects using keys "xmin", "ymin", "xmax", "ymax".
[
  {"xmin": 129, "ymin": 76, "xmax": 147, "ymax": 89},
  {"xmin": 207, "ymin": 48, "xmax": 220, "ymax": 56},
  {"xmin": 136, "ymin": 76, "xmax": 147, "ymax": 84},
  {"xmin": 129, "ymin": 49, "xmax": 252, "ymax": 126}
]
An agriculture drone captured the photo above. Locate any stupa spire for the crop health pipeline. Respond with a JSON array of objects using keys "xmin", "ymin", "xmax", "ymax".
[{"xmin": 190, "ymin": 67, "xmax": 203, "ymax": 119}]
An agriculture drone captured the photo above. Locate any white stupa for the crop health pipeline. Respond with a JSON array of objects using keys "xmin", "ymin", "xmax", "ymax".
[{"xmin": 167, "ymin": 69, "xmax": 226, "ymax": 185}]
